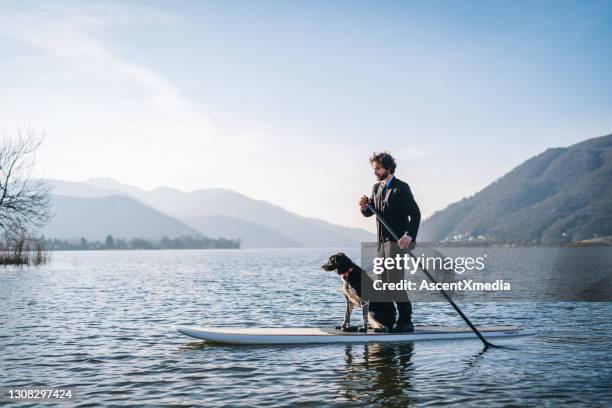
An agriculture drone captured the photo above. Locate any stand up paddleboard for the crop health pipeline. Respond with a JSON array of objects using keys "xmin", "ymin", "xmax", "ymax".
[{"xmin": 176, "ymin": 325, "xmax": 528, "ymax": 345}]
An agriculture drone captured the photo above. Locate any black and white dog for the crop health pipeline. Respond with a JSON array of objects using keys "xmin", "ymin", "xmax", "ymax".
[{"xmin": 322, "ymin": 253, "xmax": 396, "ymax": 332}]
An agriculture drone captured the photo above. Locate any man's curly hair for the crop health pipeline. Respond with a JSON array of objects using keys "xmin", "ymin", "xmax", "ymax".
[{"xmin": 369, "ymin": 151, "xmax": 396, "ymax": 174}]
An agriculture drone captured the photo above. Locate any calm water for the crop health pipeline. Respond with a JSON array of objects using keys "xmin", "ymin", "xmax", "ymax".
[{"xmin": 1, "ymin": 248, "xmax": 611, "ymax": 407}]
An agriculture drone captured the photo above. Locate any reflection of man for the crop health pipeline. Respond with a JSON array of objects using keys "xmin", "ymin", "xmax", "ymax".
[
  {"xmin": 338, "ymin": 343, "xmax": 414, "ymax": 403},
  {"xmin": 359, "ymin": 152, "xmax": 421, "ymax": 332}
]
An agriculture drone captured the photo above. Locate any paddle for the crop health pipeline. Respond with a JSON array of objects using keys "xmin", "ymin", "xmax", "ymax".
[{"xmin": 365, "ymin": 201, "xmax": 497, "ymax": 348}]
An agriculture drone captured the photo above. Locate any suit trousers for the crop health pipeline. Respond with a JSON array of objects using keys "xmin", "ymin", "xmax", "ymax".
[{"xmin": 377, "ymin": 240, "xmax": 413, "ymax": 324}]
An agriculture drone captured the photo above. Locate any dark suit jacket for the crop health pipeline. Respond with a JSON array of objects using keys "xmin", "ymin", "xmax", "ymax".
[{"xmin": 361, "ymin": 176, "xmax": 421, "ymax": 242}]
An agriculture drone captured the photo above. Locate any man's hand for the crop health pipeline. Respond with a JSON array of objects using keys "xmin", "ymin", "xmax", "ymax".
[
  {"xmin": 398, "ymin": 234, "xmax": 413, "ymax": 249},
  {"xmin": 359, "ymin": 195, "xmax": 369, "ymax": 209}
]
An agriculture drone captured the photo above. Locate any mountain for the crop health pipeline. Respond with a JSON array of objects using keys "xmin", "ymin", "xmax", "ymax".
[
  {"xmin": 419, "ymin": 133, "xmax": 612, "ymax": 243},
  {"xmin": 51, "ymin": 179, "xmax": 116, "ymax": 198},
  {"xmin": 40, "ymin": 195, "xmax": 202, "ymax": 241},
  {"xmin": 50, "ymin": 178, "xmax": 375, "ymax": 247},
  {"xmin": 81, "ymin": 177, "xmax": 144, "ymax": 197},
  {"xmin": 137, "ymin": 187, "xmax": 374, "ymax": 247},
  {"xmin": 182, "ymin": 215, "xmax": 301, "ymax": 248}
]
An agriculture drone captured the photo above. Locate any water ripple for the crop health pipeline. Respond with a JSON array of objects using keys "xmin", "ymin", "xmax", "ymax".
[{"xmin": 1, "ymin": 248, "xmax": 611, "ymax": 407}]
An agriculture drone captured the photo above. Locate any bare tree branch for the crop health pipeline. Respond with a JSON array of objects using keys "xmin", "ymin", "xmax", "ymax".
[{"xmin": 0, "ymin": 128, "xmax": 52, "ymax": 239}]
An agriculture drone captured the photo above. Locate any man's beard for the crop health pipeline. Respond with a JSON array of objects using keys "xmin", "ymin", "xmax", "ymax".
[{"xmin": 376, "ymin": 170, "xmax": 389, "ymax": 181}]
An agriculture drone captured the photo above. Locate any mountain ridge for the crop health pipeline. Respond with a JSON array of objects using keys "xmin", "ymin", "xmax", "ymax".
[
  {"xmin": 50, "ymin": 179, "xmax": 375, "ymax": 247},
  {"xmin": 419, "ymin": 133, "xmax": 612, "ymax": 242},
  {"xmin": 40, "ymin": 195, "xmax": 202, "ymax": 241}
]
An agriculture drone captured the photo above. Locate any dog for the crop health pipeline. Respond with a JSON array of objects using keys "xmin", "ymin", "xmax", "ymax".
[{"xmin": 322, "ymin": 252, "xmax": 396, "ymax": 332}]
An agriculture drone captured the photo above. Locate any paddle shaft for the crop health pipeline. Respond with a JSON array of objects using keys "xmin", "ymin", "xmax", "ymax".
[{"xmin": 365, "ymin": 202, "xmax": 495, "ymax": 348}]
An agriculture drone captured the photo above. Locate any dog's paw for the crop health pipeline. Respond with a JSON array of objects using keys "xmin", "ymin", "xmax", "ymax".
[{"xmin": 357, "ymin": 327, "xmax": 368, "ymax": 333}]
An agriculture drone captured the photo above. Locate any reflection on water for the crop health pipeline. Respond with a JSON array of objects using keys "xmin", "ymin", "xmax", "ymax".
[
  {"xmin": 458, "ymin": 347, "xmax": 489, "ymax": 376},
  {"xmin": 339, "ymin": 342, "xmax": 415, "ymax": 406},
  {"xmin": 0, "ymin": 249, "xmax": 611, "ymax": 407}
]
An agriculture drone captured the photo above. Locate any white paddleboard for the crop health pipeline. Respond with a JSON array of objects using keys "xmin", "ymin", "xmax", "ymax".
[{"xmin": 176, "ymin": 325, "xmax": 528, "ymax": 344}]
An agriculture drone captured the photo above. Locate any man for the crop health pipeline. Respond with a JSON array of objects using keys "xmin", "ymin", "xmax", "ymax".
[{"xmin": 359, "ymin": 151, "xmax": 421, "ymax": 332}]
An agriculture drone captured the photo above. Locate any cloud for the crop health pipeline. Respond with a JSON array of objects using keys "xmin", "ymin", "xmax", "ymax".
[{"xmin": 0, "ymin": 2, "xmax": 188, "ymax": 114}]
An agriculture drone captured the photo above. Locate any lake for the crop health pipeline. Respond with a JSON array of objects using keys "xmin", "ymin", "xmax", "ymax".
[{"xmin": 1, "ymin": 248, "xmax": 611, "ymax": 406}]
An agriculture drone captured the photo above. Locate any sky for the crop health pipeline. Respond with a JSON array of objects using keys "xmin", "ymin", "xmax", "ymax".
[{"xmin": 0, "ymin": 0, "xmax": 611, "ymax": 232}]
